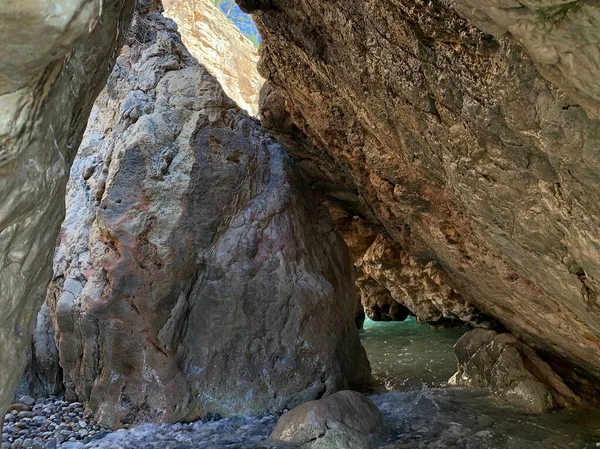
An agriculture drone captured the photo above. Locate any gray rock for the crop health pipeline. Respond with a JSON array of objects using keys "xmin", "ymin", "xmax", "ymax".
[
  {"xmin": 450, "ymin": 329, "xmax": 581, "ymax": 413},
  {"xmin": 45, "ymin": 8, "xmax": 370, "ymax": 429},
  {"xmin": 0, "ymin": 0, "xmax": 135, "ymax": 428},
  {"xmin": 269, "ymin": 391, "xmax": 382, "ymax": 449}
]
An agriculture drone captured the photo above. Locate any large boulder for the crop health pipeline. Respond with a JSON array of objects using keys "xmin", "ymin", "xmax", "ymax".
[
  {"xmin": 241, "ymin": 0, "xmax": 600, "ymax": 399},
  {"xmin": 450, "ymin": 329, "xmax": 582, "ymax": 414},
  {"xmin": 47, "ymin": 9, "xmax": 370, "ymax": 429},
  {"xmin": 269, "ymin": 390, "xmax": 382, "ymax": 449},
  {"xmin": 0, "ymin": 0, "xmax": 134, "ymax": 430}
]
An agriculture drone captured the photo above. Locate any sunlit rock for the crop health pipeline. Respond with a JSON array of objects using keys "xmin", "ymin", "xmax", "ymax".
[
  {"xmin": 269, "ymin": 390, "xmax": 382, "ymax": 449},
  {"xmin": 451, "ymin": 0, "xmax": 600, "ymax": 120},
  {"xmin": 163, "ymin": 0, "xmax": 263, "ymax": 115}
]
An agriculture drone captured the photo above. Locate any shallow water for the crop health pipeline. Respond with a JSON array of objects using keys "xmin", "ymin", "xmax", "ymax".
[
  {"xmin": 362, "ymin": 317, "xmax": 600, "ymax": 448},
  {"xmin": 360, "ymin": 316, "xmax": 467, "ymax": 390},
  {"xmin": 53, "ymin": 317, "xmax": 600, "ymax": 448}
]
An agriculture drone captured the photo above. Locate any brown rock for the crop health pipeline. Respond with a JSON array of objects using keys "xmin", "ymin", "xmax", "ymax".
[
  {"xmin": 163, "ymin": 0, "xmax": 263, "ymax": 115},
  {"xmin": 450, "ymin": 329, "xmax": 581, "ymax": 414},
  {"xmin": 48, "ymin": 9, "xmax": 370, "ymax": 429},
  {"xmin": 269, "ymin": 390, "xmax": 382, "ymax": 449},
  {"xmin": 244, "ymin": 0, "xmax": 600, "ymax": 399}
]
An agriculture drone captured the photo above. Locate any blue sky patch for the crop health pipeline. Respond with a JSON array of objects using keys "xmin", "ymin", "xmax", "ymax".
[{"xmin": 215, "ymin": 0, "xmax": 262, "ymax": 47}]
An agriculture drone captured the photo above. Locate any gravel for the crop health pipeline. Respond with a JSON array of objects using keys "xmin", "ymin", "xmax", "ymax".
[{"xmin": 2, "ymin": 397, "xmax": 108, "ymax": 449}]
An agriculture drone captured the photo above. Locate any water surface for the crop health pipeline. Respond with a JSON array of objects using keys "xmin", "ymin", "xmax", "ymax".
[{"xmin": 360, "ymin": 316, "xmax": 467, "ymax": 390}]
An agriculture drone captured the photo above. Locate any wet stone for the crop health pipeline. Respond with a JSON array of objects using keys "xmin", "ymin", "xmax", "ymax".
[{"xmin": 0, "ymin": 398, "xmax": 107, "ymax": 449}]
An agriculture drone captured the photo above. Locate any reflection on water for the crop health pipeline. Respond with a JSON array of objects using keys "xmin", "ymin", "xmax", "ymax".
[
  {"xmin": 360, "ymin": 316, "xmax": 467, "ymax": 390},
  {"xmin": 361, "ymin": 316, "xmax": 600, "ymax": 448}
]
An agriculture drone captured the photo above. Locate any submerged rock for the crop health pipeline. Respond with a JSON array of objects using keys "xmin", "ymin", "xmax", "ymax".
[
  {"xmin": 450, "ymin": 329, "xmax": 582, "ymax": 414},
  {"xmin": 0, "ymin": 0, "xmax": 135, "ymax": 431},
  {"xmin": 269, "ymin": 390, "xmax": 382, "ymax": 449},
  {"xmin": 47, "ymin": 7, "xmax": 370, "ymax": 429}
]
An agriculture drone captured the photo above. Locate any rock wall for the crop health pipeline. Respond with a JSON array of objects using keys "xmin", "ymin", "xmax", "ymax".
[
  {"xmin": 163, "ymin": 0, "xmax": 263, "ymax": 115},
  {"xmin": 0, "ymin": 0, "xmax": 135, "ymax": 430},
  {"xmin": 451, "ymin": 0, "xmax": 600, "ymax": 120},
  {"xmin": 47, "ymin": 9, "xmax": 370, "ymax": 429},
  {"xmin": 242, "ymin": 0, "xmax": 600, "ymax": 398}
]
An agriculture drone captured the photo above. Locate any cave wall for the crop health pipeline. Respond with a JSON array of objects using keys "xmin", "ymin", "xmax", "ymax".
[
  {"xmin": 242, "ymin": 0, "xmax": 600, "ymax": 397},
  {"xmin": 0, "ymin": 0, "xmax": 135, "ymax": 428}
]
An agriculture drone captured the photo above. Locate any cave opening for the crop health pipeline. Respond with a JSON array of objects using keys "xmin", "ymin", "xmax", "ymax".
[
  {"xmin": 4, "ymin": 0, "xmax": 600, "ymax": 447},
  {"xmin": 359, "ymin": 315, "xmax": 467, "ymax": 392}
]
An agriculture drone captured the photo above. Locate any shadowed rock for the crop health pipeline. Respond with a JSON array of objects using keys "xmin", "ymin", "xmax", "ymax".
[
  {"xmin": 242, "ymin": 0, "xmax": 600, "ymax": 400},
  {"xmin": 450, "ymin": 329, "xmax": 582, "ymax": 414},
  {"xmin": 46, "ymin": 8, "xmax": 371, "ymax": 429}
]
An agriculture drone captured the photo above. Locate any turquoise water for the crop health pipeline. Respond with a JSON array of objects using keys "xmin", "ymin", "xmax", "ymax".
[
  {"xmin": 361, "ymin": 316, "xmax": 600, "ymax": 447},
  {"xmin": 215, "ymin": 0, "xmax": 261, "ymax": 47},
  {"xmin": 360, "ymin": 316, "xmax": 467, "ymax": 391}
]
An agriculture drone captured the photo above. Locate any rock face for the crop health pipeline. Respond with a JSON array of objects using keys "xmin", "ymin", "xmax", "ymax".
[
  {"xmin": 15, "ymin": 303, "xmax": 63, "ymax": 399},
  {"xmin": 245, "ymin": 0, "xmax": 600, "ymax": 398},
  {"xmin": 357, "ymin": 234, "xmax": 493, "ymax": 327},
  {"xmin": 47, "ymin": 9, "xmax": 370, "ymax": 429},
  {"xmin": 269, "ymin": 390, "xmax": 382, "ymax": 449},
  {"xmin": 163, "ymin": 0, "xmax": 263, "ymax": 115},
  {"xmin": 0, "ymin": 0, "xmax": 134, "ymax": 431},
  {"xmin": 450, "ymin": 329, "xmax": 582, "ymax": 414},
  {"xmin": 451, "ymin": 0, "xmax": 600, "ymax": 120}
]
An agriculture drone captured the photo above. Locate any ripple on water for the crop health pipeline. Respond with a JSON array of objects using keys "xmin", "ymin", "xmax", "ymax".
[{"xmin": 360, "ymin": 316, "xmax": 467, "ymax": 391}]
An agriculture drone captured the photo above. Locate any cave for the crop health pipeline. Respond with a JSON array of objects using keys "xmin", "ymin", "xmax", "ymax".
[{"xmin": 2, "ymin": 0, "xmax": 600, "ymax": 448}]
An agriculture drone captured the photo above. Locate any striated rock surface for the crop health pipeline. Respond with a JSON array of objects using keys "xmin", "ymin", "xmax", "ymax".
[
  {"xmin": 269, "ymin": 390, "xmax": 382, "ymax": 449},
  {"xmin": 0, "ymin": 0, "xmax": 134, "ymax": 430},
  {"xmin": 245, "ymin": 0, "xmax": 600, "ymax": 398},
  {"xmin": 48, "ymin": 9, "xmax": 370, "ymax": 429},
  {"xmin": 163, "ymin": 0, "xmax": 263, "ymax": 115},
  {"xmin": 450, "ymin": 329, "xmax": 582, "ymax": 414},
  {"xmin": 451, "ymin": 0, "xmax": 600, "ymax": 120}
]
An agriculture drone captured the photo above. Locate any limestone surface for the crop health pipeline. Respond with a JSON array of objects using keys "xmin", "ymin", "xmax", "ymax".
[
  {"xmin": 0, "ymin": 0, "xmax": 135, "ymax": 432},
  {"xmin": 163, "ymin": 0, "xmax": 263, "ymax": 115},
  {"xmin": 451, "ymin": 0, "xmax": 600, "ymax": 120},
  {"xmin": 245, "ymin": 0, "xmax": 600, "ymax": 399},
  {"xmin": 47, "ymin": 9, "xmax": 370, "ymax": 429}
]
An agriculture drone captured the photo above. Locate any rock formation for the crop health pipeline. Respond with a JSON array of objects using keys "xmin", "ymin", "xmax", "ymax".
[
  {"xmin": 451, "ymin": 0, "xmax": 600, "ymax": 120},
  {"xmin": 450, "ymin": 329, "xmax": 582, "ymax": 414},
  {"xmin": 0, "ymin": 0, "xmax": 135, "ymax": 430},
  {"xmin": 46, "ymin": 8, "xmax": 370, "ymax": 429},
  {"xmin": 15, "ymin": 303, "xmax": 63, "ymax": 399},
  {"xmin": 269, "ymin": 390, "xmax": 382, "ymax": 449},
  {"xmin": 243, "ymin": 0, "xmax": 600, "ymax": 399},
  {"xmin": 163, "ymin": 0, "xmax": 263, "ymax": 115}
]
